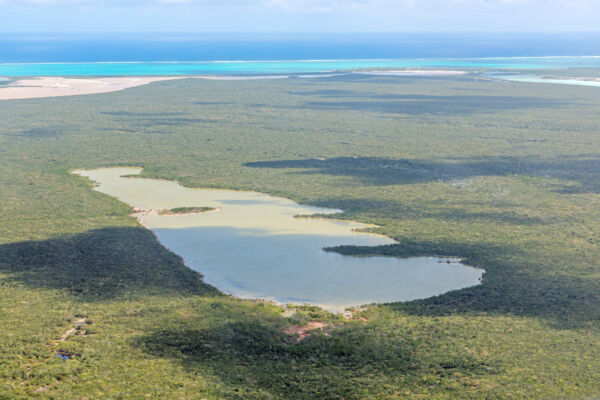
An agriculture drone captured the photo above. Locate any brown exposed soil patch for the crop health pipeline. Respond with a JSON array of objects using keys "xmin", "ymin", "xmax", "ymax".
[{"xmin": 284, "ymin": 321, "xmax": 328, "ymax": 341}]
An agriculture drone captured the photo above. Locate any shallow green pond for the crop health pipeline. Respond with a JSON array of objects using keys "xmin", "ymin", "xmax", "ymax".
[{"xmin": 74, "ymin": 167, "xmax": 483, "ymax": 311}]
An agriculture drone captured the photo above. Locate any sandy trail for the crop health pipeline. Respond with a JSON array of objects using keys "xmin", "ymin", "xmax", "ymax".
[
  {"xmin": 0, "ymin": 76, "xmax": 185, "ymax": 101},
  {"xmin": 55, "ymin": 317, "xmax": 88, "ymax": 343}
]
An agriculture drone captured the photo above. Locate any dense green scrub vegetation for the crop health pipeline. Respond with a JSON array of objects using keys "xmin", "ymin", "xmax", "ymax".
[{"xmin": 2, "ymin": 74, "xmax": 600, "ymax": 398}]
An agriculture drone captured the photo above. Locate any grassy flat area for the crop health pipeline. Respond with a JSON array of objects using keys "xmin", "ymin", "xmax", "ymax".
[{"xmin": 1, "ymin": 74, "xmax": 600, "ymax": 399}]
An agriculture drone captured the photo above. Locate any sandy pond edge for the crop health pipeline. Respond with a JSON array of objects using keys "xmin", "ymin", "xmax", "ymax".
[{"xmin": 71, "ymin": 166, "xmax": 485, "ymax": 313}]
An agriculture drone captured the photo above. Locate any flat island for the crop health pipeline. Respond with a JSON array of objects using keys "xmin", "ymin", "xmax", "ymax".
[{"xmin": 158, "ymin": 206, "xmax": 217, "ymax": 215}]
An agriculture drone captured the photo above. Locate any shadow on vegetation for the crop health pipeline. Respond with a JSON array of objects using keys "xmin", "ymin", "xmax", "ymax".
[
  {"xmin": 0, "ymin": 226, "xmax": 491, "ymax": 396},
  {"xmin": 100, "ymin": 111, "xmax": 186, "ymax": 117},
  {"xmin": 314, "ymin": 197, "xmax": 552, "ymax": 226},
  {"xmin": 328, "ymin": 239, "xmax": 600, "ymax": 330},
  {"xmin": 100, "ymin": 127, "xmax": 138, "ymax": 133},
  {"xmin": 280, "ymin": 88, "xmax": 566, "ymax": 115},
  {"xmin": 316, "ymin": 74, "xmax": 436, "ymax": 84},
  {"xmin": 100, "ymin": 111, "xmax": 223, "ymax": 126},
  {"xmin": 128, "ymin": 117, "xmax": 222, "ymax": 127},
  {"xmin": 1, "ymin": 200, "xmax": 593, "ymax": 330},
  {"xmin": 135, "ymin": 320, "xmax": 487, "ymax": 398},
  {"xmin": 288, "ymin": 89, "xmax": 358, "ymax": 97},
  {"xmin": 245, "ymin": 155, "xmax": 600, "ymax": 193},
  {"xmin": 299, "ymin": 97, "xmax": 562, "ymax": 115},
  {"xmin": 194, "ymin": 101, "xmax": 231, "ymax": 106},
  {"xmin": 16, "ymin": 125, "xmax": 73, "ymax": 138},
  {"xmin": 423, "ymin": 209, "xmax": 550, "ymax": 225},
  {"xmin": 0, "ymin": 227, "xmax": 218, "ymax": 301}
]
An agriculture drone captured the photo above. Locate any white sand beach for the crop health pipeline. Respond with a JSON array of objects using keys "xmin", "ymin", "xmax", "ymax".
[{"xmin": 0, "ymin": 76, "xmax": 184, "ymax": 101}]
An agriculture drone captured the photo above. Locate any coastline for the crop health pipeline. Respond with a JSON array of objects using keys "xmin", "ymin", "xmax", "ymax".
[
  {"xmin": 3, "ymin": 66, "xmax": 594, "ymax": 102},
  {"xmin": 0, "ymin": 76, "xmax": 185, "ymax": 101},
  {"xmin": 0, "ymin": 70, "xmax": 469, "ymax": 100}
]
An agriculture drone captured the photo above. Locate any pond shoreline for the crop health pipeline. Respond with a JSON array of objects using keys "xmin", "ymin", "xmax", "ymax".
[{"xmin": 73, "ymin": 167, "xmax": 484, "ymax": 313}]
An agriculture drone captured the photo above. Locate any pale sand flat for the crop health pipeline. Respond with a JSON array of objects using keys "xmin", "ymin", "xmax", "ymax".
[
  {"xmin": 284, "ymin": 322, "xmax": 329, "ymax": 341},
  {"xmin": 0, "ymin": 76, "xmax": 186, "ymax": 101}
]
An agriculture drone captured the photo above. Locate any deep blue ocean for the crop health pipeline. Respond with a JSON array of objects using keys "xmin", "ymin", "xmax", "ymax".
[{"xmin": 1, "ymin": 33, "xmax": 600, "ymax": 76}]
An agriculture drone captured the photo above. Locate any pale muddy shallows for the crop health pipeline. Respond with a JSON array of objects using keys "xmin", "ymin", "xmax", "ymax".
[
  {"xmin": 487, "ymin": 73, "xmax": 600, "ymax": 87},
  {"xmin": 73, "ymin": 167, "xmax": 483, "ymax": 312}
]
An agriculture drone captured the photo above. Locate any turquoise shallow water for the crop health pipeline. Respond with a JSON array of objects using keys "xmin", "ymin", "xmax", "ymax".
[{"xmin": 2, "ymin": 57, "xmax": 600, "ymax": 77}]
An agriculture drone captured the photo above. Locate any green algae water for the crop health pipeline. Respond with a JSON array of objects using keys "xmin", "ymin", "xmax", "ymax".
[{"xmin": 74, "ymin": 167, "xmax": 483, "ymax": 312}]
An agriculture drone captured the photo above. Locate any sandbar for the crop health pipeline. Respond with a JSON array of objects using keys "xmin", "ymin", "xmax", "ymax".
[
  {"xmin": 0, "ymin": 76, "xmax": 185, "ymax": 101},
  {"xmin": 487, "ymin": 73, "xmax": 600, "ymax": 88}
]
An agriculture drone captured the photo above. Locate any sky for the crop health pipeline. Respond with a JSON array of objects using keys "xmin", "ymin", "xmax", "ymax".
[{"xmin": 0, "ymin": 0, "xmax": 599, "ymax": 33}]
